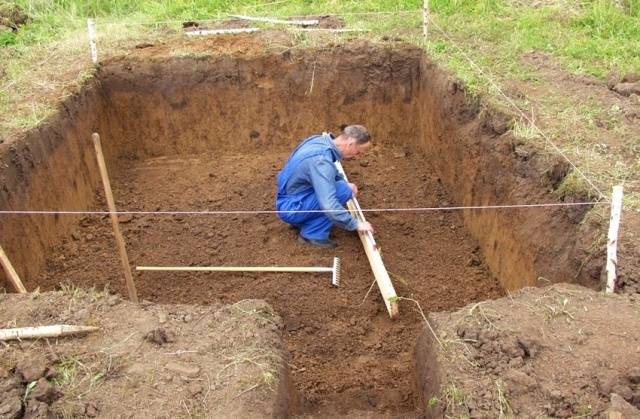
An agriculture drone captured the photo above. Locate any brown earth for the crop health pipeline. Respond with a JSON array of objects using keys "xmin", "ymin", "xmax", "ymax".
[
  {"xmin": 34, "ymin": 143, "xmax": 504, "ymax": 417},
  {"xmin": 0, "ymin": 291, "xmax": 289, "ymax": 419},
  {"xmin": 1, "ymin": 33, "xmax": 638, "ymax": 418},
  {"xmin": 513, "ymin": 51, "xmax": 640, "ymax": 293},
  {"xmin": 417, "ymin": 284, "xmax": 640, "ymax": 418},
  {"xmin": 0, "ymin": 35, "xmax": 609, "ymax": 293}
]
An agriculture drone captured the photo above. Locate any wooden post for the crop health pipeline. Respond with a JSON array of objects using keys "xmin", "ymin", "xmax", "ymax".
[
  {"xmin": 87, "ymin": 18, "xmax": 98, "ymax": 64},
  {"xmin": 0, "ymin": 325, "xmax": 99, "ymax": 341},
  {"xmin": 91, "ymin": 133, "xmax": 138, "ymax": 303},
  {"xmin": 0, "ymin": 245, "xmax": 27, "ymax": 293},
  {"xmin": 605, "ymin": 185, "xmax": 623, "ymax": 294},
  {"xmin": 335, "ymin": 161, "xmax": 399, "ymax": 318},
  {"xmin": 423, "ymin": 0, "xmax": 429, "ymax": 38}
]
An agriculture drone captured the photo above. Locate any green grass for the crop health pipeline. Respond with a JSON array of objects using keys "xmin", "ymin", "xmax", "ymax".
[{"xmin": 1, "ymin": 0, "xmax": 639, "ymax": 204}]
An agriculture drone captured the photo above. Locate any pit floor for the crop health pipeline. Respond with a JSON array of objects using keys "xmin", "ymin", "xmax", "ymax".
[{"xmin": 38, "ymin": 142, "xmax": 504, "ymax": 416}]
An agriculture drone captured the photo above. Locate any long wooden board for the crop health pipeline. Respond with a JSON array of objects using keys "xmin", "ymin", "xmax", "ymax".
[{"xmin": 335, "ymin": 161, "xmax": 399, "ymax": 318}]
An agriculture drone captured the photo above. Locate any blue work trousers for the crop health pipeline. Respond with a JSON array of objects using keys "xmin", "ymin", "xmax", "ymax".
[{"xmin": 278, "ymin": 180, "xmax": 353, "ymax": 240}]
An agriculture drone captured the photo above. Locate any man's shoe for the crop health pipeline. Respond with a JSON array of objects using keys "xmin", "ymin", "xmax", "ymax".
[{"xmin": 298, "ymin": 235, "xmax": 337, "ymax": 249}]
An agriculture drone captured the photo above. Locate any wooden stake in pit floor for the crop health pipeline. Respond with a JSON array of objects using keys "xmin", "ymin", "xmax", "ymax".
[
  {"xmin": 0, "ymin": 244, "xmax": 27, "ymax": 293},
  {"xmin": 91, "ymin": 133, "xmax": 139, "ymax": 303}
]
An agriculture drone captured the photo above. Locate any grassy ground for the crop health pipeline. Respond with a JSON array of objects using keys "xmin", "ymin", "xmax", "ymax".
[{"xmin": 1, "ymin": 0, "xmax": 639, "ymax": 206}]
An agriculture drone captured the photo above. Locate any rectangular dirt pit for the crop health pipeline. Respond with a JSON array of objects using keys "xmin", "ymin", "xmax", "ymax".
[{"xmin": 0, "ymin": 34, "xmax": 600, "ymax": 417}]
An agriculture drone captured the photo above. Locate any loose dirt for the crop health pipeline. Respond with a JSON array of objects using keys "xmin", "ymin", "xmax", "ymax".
[
  {"xmin": 33, "ymin": 143, "xmax": 504, "ymax": 416},
  {"xmin": 418, "ymin": 284, "xmax": 640, "ymax": 418},
  {"xmin": 0, "ymin": 291, "xmax": 287, "ymax": 418}
]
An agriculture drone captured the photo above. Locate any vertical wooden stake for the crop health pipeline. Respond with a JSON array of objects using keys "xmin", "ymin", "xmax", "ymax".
[
  {"xmin": 0, "ymin": 245, "xmax": 27, "ymax": 293},
  {"xmin": 423, "ymin": 0, "xmax": 429, "ymax": 38},
  {"xmin": 87, "ymin": 18, "xmax": 98, "ymax": 64},
  {"xmin": 606, "ymin": 185, "xmax": 623, "ymax": 294},
  {"xmin": 91, "ymin": 133, "xmax": 138, "ymax": 303}
]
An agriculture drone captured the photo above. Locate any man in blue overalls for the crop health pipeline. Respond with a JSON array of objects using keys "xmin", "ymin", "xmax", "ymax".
[{"xmin": 276, "ymin": 125, "xmax": 375, "ymax": 248}]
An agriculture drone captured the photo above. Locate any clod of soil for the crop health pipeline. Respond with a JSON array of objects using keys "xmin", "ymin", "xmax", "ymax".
[{"xmin": 417, "ymin": 284, "xmax": 640, "ymax": 418}]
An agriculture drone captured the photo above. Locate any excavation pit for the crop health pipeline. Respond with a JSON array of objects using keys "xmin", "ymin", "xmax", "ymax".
[{"xmin": 0, "ymin": 34, "xmax": 600, "ymax": 417}]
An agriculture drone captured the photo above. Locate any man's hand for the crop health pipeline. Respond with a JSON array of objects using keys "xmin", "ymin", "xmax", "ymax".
[
  {"xmin": 348, "ymin": 182, "xmax": 358, "ymax": 196},
  {"xmin": 356, "ymin": 221, "xmax": 374, "ymax": 233}
]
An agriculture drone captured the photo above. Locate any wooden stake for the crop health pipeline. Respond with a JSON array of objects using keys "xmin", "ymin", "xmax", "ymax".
[
  {"xmin": 0, "ymin": 325, "xmax": 98, "ymax": 341},
  {"xmin": 423, "ymin": 0, "xmax": 429, "ymax": 38},
  {"xmin": 87, "ymin": 18, "xmax": 98, "ymax": 64},
  {"xmin": 606, "ymin": 185, "xmax": 623, "ymax": 294},
  {"xmin": 335, "ymin": 161, "xmax": 399, "ymax": 318},
  {"xmin": 0, "ymin": 245, "xmax": 27, "ymax": 293},
  {"xmin": 91, "ymin": 133, "xmax": 138, "ymax": 303}
]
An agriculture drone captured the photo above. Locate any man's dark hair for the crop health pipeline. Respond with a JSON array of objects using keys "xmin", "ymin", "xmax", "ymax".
[{"xmin": 342, "ymin": 125, "xmax": 371, "ymax": 144}]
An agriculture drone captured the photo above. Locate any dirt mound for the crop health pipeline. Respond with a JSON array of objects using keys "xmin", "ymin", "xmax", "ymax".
[
  {"xmin": 0, "ymin": 3, "xmax": 29, "ymax": 31},
  {"xmin": 417, "ymin": 284, "xmax": 640, "ymax": 418},
  {"xmin": 0, "ymin": 291, "xmax": 289, "ymax": 418}
]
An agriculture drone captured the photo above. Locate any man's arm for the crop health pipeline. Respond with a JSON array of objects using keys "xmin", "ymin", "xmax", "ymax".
[{"xmin": 307, "ymin": 158, "xmax": 359, "ymax": 230}]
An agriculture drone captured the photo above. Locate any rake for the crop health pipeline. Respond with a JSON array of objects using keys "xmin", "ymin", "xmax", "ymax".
[{"xmin": 136, "ymin": 257, "xmax": 341, "ymax": 287}]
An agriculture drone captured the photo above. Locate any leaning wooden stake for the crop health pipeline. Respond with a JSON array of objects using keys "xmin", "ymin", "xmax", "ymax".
[
  {"xmin": 335, "ymin": 161, "xmax": 399, "ymax": 318},
  {"xmin": 91, "ymin": 133, "xmax": 138, "ymax": 303},
  {"xmin": 606, "ymin": 185, "xmax": 624, "ymax": 294},
  {"xmin": 0, "ymin": 245, "xmax": 27, "ymax": 293},
  {"xmin": 0, "ymin": 325, "xmax": 99, "ymax": 341},
  {"xmin": 87, "ymin": 18, "xmax": 98, "ymax": 64}
]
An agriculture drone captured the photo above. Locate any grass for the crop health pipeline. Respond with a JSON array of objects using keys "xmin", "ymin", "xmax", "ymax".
[{"xmin": 1, "ymin": 0, "xmax": 639, "ymax": 206}]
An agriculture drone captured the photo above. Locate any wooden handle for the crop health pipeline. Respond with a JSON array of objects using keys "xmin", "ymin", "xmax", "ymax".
[
  {"xmin": 334, "ymin": 162, "xmax": 376, "ymax": 245},
  {"xmin": 0, "ymin": 245, "xmax": 27, "ymax": 293},
  {"xmin": 136, "ymin": 266, "xmax": 333, "ymax": 273},
  {"xmin": 92, "ymin": 133, "xmax": 138, "ymax": 303},
  {"xmin": 334, "ymin": 161, "xmax": 399, "ymax": 318}
]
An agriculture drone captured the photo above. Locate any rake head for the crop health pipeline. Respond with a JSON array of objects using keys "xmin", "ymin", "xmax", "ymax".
[{"xmin": 332, "ymin": 257, "xmax": 341, "ymax": 287}]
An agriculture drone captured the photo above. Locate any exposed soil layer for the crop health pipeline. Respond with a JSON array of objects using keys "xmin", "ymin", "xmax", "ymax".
[
  {"xmin": 0, "ymin": 34, "xmax": 629, "ymax": 417},
  {"xmin": 35, "ymin": 146, "xmax": 504, "ymax": 416},
  {"xmin": 0, "ymin": 291, "xmax": 288, "ymax": 419},
  {"xmin": 417, "ymin": 284, "xmax": 640, "ymax": 418}
]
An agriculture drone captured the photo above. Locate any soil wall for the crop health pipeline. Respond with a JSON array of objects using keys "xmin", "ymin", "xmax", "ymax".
[
  {"xmin": 0, "ymin": 39, "xmax": 598, "ymax": 293},
  {"xmin": 415, "ymin": 60, "xmax": 598, "ymax": 290},
  {"xmin": 0, "ymin": 85, "xmax": 108, "ymax": 283}
]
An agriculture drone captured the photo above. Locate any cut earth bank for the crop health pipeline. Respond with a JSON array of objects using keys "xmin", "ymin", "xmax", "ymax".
[{"xmin": 1, "ymin": 32, "xmax": 638, "ymax": 418}]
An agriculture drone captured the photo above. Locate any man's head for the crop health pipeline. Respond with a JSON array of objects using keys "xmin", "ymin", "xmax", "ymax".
[{"xmin": 334, "ymin": 124, "xmax": 371, "ymax": 159}]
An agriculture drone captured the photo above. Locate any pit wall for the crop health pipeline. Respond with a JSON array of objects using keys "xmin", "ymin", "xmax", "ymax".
[
  {"xmin": 0, "ymin": 40, "xmax": 598, "ymax": 292},
  {"xmin": 415, "ymin": 59, "xmax": 598, "ymax": 290},
  {"xmin": 0, "ymin": 85, "xmax": 108, "ymax": 284}
]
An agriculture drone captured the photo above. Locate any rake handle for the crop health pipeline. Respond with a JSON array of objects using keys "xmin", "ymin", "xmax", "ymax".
[{"xmin": 136, "ymin": 266, "xmax": 333, "ymax": 273}]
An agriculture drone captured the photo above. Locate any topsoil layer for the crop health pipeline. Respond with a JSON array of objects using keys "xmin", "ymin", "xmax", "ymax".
[{"xmin": 34, "ymin": 143, "xmax": 504, "ymax": 416}]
